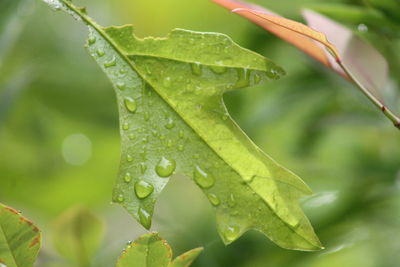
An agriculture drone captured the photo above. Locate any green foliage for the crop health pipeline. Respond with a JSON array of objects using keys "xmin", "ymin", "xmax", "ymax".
[
  {"xmin": 41, "ymin": 0, "xmax": 322, "ymax": 250},
  {"xmin": 51, "ymin": 206, "xmax": 104, "ymax": 267},
  {"xmin": 0, "ymin": 203, "xmax": 41, "ymax": 267},
  {"xmin": 117, "ymin": 233, "xmax": 203, "ymax": 267}
]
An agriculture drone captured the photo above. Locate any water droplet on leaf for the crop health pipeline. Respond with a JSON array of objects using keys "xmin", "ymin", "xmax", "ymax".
[
  {"xmin": 155, "ymin": 157, "xmax": 176, "ymax": 177},
  {"xmin": 96, "ymin": 49, "xmax": 105, "ymax": 57},
  {"xmin": 191, "ymin": 62, "xmax": 202, "ymax": 76},
  {"xmin": 124, "ymin": 97, "xmax": 137, "ymax": 113},
  {"xmin": 138, "ymin": 207, "xmax": 151, "ymax": 229},
  {"xmin": 207, "ymin": 193, "xmax": 220, "ymax": 206},
  {"xmin": 235, "ymin": 68, "xmax": 250, "ymax": 88},
  {"xmin": 135, "ymin": 180, "xmax": 154, "ymax": 199},
  {"xmin": 124, "ymin": 173, "xmax": 132, "ymax": 183},
  {"xmin": 165, "ymin": 118, "xmax": 175, "ymax": 129},
  {"xmin": 122, "ymin": 122, "xmax": 129, "ymax": 130},
  {"xmin": 210, "ymin": 65, "xmax": 227, "ymax": 74},
  {"xmin": 194, "ymin": 166, "xmax": 215, "ymax": 189},
  {"xmin": 104, "ymin": 56, "xmax": 116, "ymax": 68}
]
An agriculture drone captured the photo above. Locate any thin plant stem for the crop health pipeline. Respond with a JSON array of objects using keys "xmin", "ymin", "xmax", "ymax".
[{"xmin": 338, "ymin": 60, "xmax": 400, "ymax": 130}]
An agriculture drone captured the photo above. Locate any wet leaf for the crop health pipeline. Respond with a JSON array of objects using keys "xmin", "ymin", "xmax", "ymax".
[
  {"xmin": 42, "ymin": 0, "xmax": 322, "ymax": 251},
  {"xmin": 51, "ymin": 206, "xmax": 104, "ymax": 266},
  {"xmin": 117, "ymin": 233, "xmax": 202, "ymax": 267},
  {"xmin": 0, "ymin": 203, "xmax": 41, "ymax": 267}
]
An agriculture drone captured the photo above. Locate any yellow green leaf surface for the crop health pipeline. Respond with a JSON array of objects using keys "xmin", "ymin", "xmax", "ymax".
[{"xmin": 42, "ymin": 0, "xmax": 322, "ymax": 251}]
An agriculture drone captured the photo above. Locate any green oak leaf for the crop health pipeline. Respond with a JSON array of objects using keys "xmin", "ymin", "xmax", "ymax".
[
  {"xmin": 42, "ymin": 0, "xmax": 323, "ymax": 251},
  {"xmin": 117, "ymin": 233, "xmax": 203, "ymax": 267},
  {"xmin": 0, "ymin": 203, "xmax": 41, "ymax": 267}
]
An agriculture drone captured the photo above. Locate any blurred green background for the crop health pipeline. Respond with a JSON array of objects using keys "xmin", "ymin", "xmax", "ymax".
[{"xmin": 1, "ymin": 0, "xmax": 400, "ymax": 266}]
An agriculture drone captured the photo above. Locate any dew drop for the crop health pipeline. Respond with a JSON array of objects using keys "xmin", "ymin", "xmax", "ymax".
[
  {"xmin": 254, "ymin": 73, "xmax": 261, "ymax": 84},
  {"xmin": 116, "ymin": 82, "xmax": 126, "ymax": 90},
  {"xmin": 155, "ymin": 157, "xmax": 176, "ymax": 177},
  {"xmin": 96, "ymin": 49, "xmax": 105, "ymax": 57},
  {"xmin": 159, "ymin": 135, "xmax": 166, "ymax": 140},
  {"xmin": 88, "ymin": 36, "xmax": 96, "ymax": 45},
  {"xmin": 235, "ymin": 68, "xmax": 250, "ymax": 88},
  {"xmin": 179, "ymin": 130, "xmax": 184, "ymax": 138},
  {"xmin": 210, "ymin": 65, "xmax": 227, "ymax": 74},
  {"xmin": 119, "ymin": 69, "xmax": 128, "ymax": 74},
  {"xmin": 104, "ymin": 56, "xmax": 117, "ymax": 68},
  {"xmin": 140, "ymin": 163, "xmax": 147, "ymax": 174},
  {"xmin": 227, "ymin": 193, "xmax": 236, "ymax": 207},
  {"xmin": 163, "ymin": 77, "xmax": 172, "ymax": 87},
  {"xmin": 116, "ymin": 194, "xmax": 124, "ymax": 203},
  {"xmin": 177, "ymin": 144, "xmax": 184, "ymax": 151},
  {"xmin": 222, "ymin": 114, "xmax": 228, "ymax": 121},
  {"xmin": 127, "ymin": 154, "xmax": 133, "ymax": 162},
  {"xmin": 124, "ymin": 97, "xmax": 137, "ymax": 113},
  {"xmin": 167, "ymin": 140, "xmax": 173, "ymax": 147},
  {"xmin": 190, "ymin": 62, "xmax": 202, "ymax": 76},
  {"xmin": 138, "ymin": 207, "xmax": 152, "ymax": 229},
  {"xmin": 124, "ymin": 173, "xmax": 132, "ymax": 183},
  {"xmin": 122, "ymin": 122, "xmax": 129, "ymax": 130},
  {"xmin": 165, "ymin": 118, "xmax": 175, "ymax": 129},
  {"xmin": 128, "ymin": 134, "xmax": 136, "ymax": 140},
  {"xmin": 194, "ymin": 166, "xmax": 215, "ymax": 189},
  {"xmin": 222, "ymin": 225, "xmax": 240, "ymax": 243},
  {"xmin": 243, "ymin": 175, "xmax": 255, "ymax": 183},
  {"xmin": 207, "ymin": 193, "xmax": 220, "ymax": 206},
  {"xmin": 135, "ymin": 180, "xmax": 154, "ymax": 199}
]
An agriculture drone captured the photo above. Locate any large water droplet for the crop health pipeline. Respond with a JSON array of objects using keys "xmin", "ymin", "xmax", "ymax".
[
  {"xmin": 194, "ymin": 166, "xmax": 215, "ymax": 189},
  {"xmin": 210, "ymin": 65, "xmax": 227, "ymax": 74},
  {"xmin": 222, "ymin": 225, "xmax": 240, "ymax": 243},
  {"xmin": 235, "ymin": 68, "xmax": 250, "ymax": 88},
  {"xmin": 104, "ymin": 56, "xmax": 117, "ymax": 68},
  {"xmin": 124, "ymin": 97, "xmax": 137, "ymax": 113},
  {"xmin": 135, "ymin": 180, "xmax": 154, "ymax": 199},
  {"xmin": 207, "ymin": 193, "xmax": 220, "ymax": 206},
  {"xmin": 165, "ymin": 118, "xmax": 175, "ymax": 129},
  {"xmin": 138, "ymin": 207, "xmax": 151, "ymax": 229},
  {"xmin": 124, "ymin": 172, "xmax": 132, "ymax": 183},
  {"xmin": 191, "ymin": 62, "xmax": 202, "ymax": 76},
  {"xmin": 155, "ymin": 157, "xmax": 176, "ymax": 177}
]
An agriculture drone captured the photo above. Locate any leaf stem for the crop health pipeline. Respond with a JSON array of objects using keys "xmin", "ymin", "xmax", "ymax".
[{"xmin": 337, "ymin": 60, "xmax": 400, "ymax": 130}]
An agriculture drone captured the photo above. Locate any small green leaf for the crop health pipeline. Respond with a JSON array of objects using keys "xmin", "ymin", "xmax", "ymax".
[
  {"xmin": 116, "ymin": 233, "xmax": 203, "ymax": 267},
  {"xmin": 169, "ymin": 247, "xmax": 204, "ymax": 267},
  {"xmin": 0, "ymin": 203, "xmax": 41, "ymax": 267},
  {"xmin": 42, "ymin": 0, "xmax": 322, "ymax": 251},
  {"xmin": 51, "ymin": 206, "xmax": 104, "ymax": 266}
]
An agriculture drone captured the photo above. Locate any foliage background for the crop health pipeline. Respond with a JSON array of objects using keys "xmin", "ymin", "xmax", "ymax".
[{"xmin": 1, "ymin": 0, "xmax": 400, "ymax": 266}]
